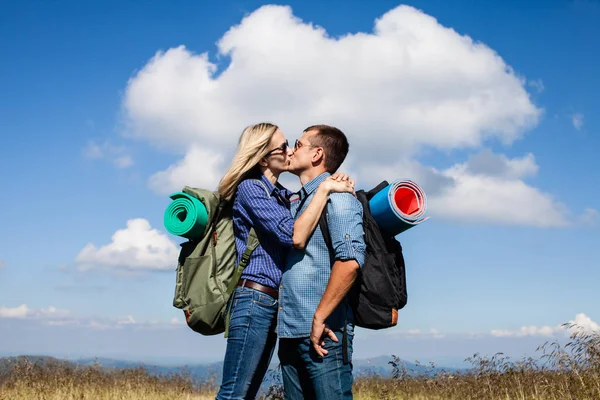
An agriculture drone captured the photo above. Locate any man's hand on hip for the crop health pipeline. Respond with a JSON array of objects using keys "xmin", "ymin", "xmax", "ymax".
[{"xmin": 310, "ymin": 315, "xmax": 338, "ymax": 357}]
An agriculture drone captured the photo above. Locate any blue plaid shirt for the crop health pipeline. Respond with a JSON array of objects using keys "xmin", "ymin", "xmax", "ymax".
[
  {"xmin": 277, "ymin": 172, "xmax": 366, "ymax": 338},
  {"xmin": 233, "ymin": 174, "xmax": 294, "ymax": 289}
]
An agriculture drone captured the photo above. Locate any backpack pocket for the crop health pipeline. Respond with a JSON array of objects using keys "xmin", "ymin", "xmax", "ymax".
[
  {"xmin": 354, "ymin": 298, "xmax": 399, "ymax": 329},
  {"xmin": 360, "ymin": 252, "xmax": 401, "ymax": 308},
  {"xmin": 174, "ymin": 241, "xmax": 199, "ymax": 309},
  {"xmin": 182, "ymin": 254, "xmax": 228, "ymax": 335},
  {"xmin": 182, "ymin": 255, "xmax": 218, "ymax": 308}
]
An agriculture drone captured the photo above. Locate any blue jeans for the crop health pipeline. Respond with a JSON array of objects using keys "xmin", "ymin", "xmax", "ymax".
[
  {"xmin": 278, "ymin": 327, "xmax": 354, "ymax": 400},
  {"xmin": 216, "ymin": 286, "xmax": 278, "ymax": 400}
]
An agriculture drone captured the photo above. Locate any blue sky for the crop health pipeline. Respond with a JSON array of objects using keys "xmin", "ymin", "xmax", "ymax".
[{"xmin": 1, "ymin": 0, "xmax": 599, "ymax": 365}]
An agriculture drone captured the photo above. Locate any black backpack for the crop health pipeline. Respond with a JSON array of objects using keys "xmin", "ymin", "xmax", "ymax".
[{"xmin": 319, "ymin": 181, "xmax": 407, "ymax": 330}]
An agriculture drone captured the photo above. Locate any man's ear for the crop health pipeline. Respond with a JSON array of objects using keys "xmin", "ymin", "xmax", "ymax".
[{"xmin": 312, "ymin": 148, "xmax": 324, "ymax": 164}]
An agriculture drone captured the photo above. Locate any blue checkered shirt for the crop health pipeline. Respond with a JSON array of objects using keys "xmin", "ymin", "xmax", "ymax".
[
  {"xmin": 277, "ymin": 172, "xmax": 366, "ymax": 338},
  {"xmin": 233, "ymin": 174, "xmax": 293, "ymax": 289}
]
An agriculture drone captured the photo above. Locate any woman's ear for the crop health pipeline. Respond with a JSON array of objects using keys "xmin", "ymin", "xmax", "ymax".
[{"xmin": 258, "ymin": 157, "xmax": 269, "ymax": 167}]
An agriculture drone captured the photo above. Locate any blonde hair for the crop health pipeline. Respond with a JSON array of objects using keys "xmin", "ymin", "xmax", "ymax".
[{"xmin": 218, "ymin": 122, "xmax": 279, "ymax": 201}]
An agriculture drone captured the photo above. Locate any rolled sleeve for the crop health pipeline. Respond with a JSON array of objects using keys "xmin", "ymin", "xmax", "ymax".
[
  {"xmin": 237, "ymin": 180, "xmax": 294, "ymax": 247},
  {"xmin": 326, "ymin": 193, "xmax": 366, "ymax": 268}
]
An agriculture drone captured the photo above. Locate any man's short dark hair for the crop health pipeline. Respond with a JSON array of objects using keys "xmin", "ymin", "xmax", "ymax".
[{"xmin": 304, "ymin": 124, "xmax": 349, "ymax": 173}]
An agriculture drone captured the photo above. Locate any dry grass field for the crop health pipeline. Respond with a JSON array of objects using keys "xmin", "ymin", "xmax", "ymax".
[{"xmin": 1, "ymin": 323, "xmax": 598, "ymax": 400}]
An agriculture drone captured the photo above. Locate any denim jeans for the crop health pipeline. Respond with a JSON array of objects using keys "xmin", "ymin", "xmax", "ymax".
[
  {"xmin": 216, "ymin": 286, "xmax": 278, "ymax": 400},
  {"xmin": 278, "ymin": 327, "xmax": 354, "ymax": 400}
]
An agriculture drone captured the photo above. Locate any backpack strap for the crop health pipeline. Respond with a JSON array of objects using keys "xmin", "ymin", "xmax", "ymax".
[
  {"xmin": 366, "ymin": 180, "xmax": 389, "ymax": 201},
  {"xmin": 253, "ymin": 178, "xmax": 271, "ymax": 198},
  {"xmin": 223, "ymin": 182, "xmax": 266, "ymax": 337},
  {"xmin": 225, "ymin": 179, "xmax": 269, "ymax": 303},
  {"xmin": 224, "ymin": 227, "xmax": 259, "ymax": 337},
  {"xmin": 318, "ymin": 208, "xmax": 334, "ymax": 254},
  {"xmin": 225, "ymin": 178, "xmax": 268, "ymax": 296},
  {"xmin": 224, "ymin": 228, "xmax": 259, "ymax": 297}
]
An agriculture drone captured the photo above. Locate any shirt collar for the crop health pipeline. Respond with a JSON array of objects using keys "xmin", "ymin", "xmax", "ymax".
[
  {"xmin": 301, "ymin": 172, "xmax": 331, "ymax": 198},
  {"xmin": 259, "ymin": 174, "xmax": 278, "ymax": 196}
]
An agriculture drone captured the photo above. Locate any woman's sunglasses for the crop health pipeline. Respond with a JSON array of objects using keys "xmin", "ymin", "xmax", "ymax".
[{"xmin": 264, "ymin": 140, "xmax": 289, "ymax": 157}]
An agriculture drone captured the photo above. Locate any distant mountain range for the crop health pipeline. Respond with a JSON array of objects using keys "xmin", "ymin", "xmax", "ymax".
[{"xmin": 0, "ymin": 354, "xmax": 463, "ymax": 385}]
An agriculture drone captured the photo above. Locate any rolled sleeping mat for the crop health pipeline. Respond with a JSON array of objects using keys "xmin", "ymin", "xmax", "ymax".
[
  {"xmin": 369, "ymin": 179, "xmax": 429, "ymax": 236},
  {"xmin": 164, "ymin": 192, "xmax": 208, "ymax": 240}
]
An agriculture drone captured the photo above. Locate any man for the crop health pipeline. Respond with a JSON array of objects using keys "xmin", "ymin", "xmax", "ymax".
[{"xmin": 277, "ymin": 125, "xmax": 366, "ymax": 399}]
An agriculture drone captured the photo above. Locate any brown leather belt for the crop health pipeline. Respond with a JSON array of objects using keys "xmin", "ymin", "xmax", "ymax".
[{"xmin": 237, "ymin": 279, "xmax": 279, "ymax": 300}]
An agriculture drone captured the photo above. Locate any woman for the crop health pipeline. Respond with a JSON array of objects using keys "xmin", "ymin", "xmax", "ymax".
[{"xmin": 215, "ymin": 122, "xmax": 354, "ymax": 399}]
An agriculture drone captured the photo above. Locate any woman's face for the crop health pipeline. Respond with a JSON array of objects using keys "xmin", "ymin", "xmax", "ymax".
[{"xmin": 262, "ymin": 129, "xmax": 293, "ymax": 174}]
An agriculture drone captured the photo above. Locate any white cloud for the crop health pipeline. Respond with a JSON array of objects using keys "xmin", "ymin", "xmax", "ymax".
[
  {"xmin": 124, "ymin": 5, "xmax": 540, "ymax": 152},
  {"xmin": 491, "ymin": 313, "xmax": 600, "ymax": 337},
  {"xmin": 37, "ymin": 306, "xmax": 71, "ymax": 319},
  {"xmin": 491, "ymin": 325, "xmax": 557, "ymax": 338},
  {"xmin": 46, "ymin": 320, "xmax": 78, "ymax": 326},
  {"xmin": 123, "ymin": 4, "xmax": 553, "ymax": 220},
  {"xmin": 528, "ymin": 79, "xmax": 545, "ymax": 93},
  {"xmin": 83, "ymin": 142, "xmax": 104, "ymax": 159},
  {"xmin": 489, "ymin": 329, "xmax": 511, "ymax": 337},
  {"xmin": 464, "ymin": 149, "xmax": 538, "ymax": 179},
  {"xmin": 355, "ymin": 150, "xmax": 568, "ymax": 227},
  {"xmin": 570, "ymin": 313, "xmax": 600, "ymax": 332},
  {"xmin": 86, "ymin": 316, "xmax": 181, "ymax": 331},
  {"xmin": 75, "ymin": 218, "xmax": 180, "ymax": 271},
  {"xmin": 83, "ymin": 140, "xmax": 134, "ymax": 169},
  {"xmin": 88, "ymin": 320, "xmax": 112, "ymax": 330},
  {"xmin": 0, "ymin": 306, "xmax": 182, "ymax": 331},
  {"xmin": 148, "ymin": 146, "xmax": 225, "ymax": 195},
  {"xmin": 579, "ymin": 208, "xmax": 599, "ymax": 227},
  {"xmin": 117, "ymin": 315, "xmax": 136, "ymax": 325},
  {"xmin": 431, "ymin": 175, "xmax": 568, "ymax": 227},
  {"xmin": 114, "ymin": 155, "xmax": 134, "ymax": 169},
  {"xmin": 427, "ymin": 151, "xmax": 569, "ymax": 227},
  {"xmin": 572, "ymin": 113, "xmax": 584, "ymax": 130},
  {"xmin": 0, "ymin": 304, "xmax": 70, "ymax": 320},
  {"xmin": 0, "ymin": 304, "xmax": 28, "ymax": 318},
  {"xmin": 384, "ymin": 327, "xmax": 445, "ymax": 339}
]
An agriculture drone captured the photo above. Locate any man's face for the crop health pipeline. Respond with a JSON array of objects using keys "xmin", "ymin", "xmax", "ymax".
[{"xmin": 288, "ymin": 130, "xmax": 319, "ymax": 175}]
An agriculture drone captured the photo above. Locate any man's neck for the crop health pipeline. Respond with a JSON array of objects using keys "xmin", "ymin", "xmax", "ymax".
[{"xmin": 299, "ymin": 167, "xmax": 327, "ymax": 186}]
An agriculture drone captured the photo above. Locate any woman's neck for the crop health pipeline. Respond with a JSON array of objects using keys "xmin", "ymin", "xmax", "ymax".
[{"xmin": 261, "ymin": 167, "xmax": 279, "ymax": 186}]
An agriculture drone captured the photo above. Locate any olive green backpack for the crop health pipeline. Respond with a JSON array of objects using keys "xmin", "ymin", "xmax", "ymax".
[{"xmin": 172, "ymin": 186, "xmax": 259, "ymax": 336}]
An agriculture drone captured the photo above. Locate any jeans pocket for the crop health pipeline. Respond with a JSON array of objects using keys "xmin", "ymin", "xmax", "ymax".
[
  {"xmin": 229, "ymin": 290, "xmax": 252, "ymax": 328},
  {"xmin": 253, "ymin": 292, "xmax": 277, "ymax": 308}
]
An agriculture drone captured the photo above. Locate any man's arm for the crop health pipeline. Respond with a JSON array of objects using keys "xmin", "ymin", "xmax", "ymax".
[
  {"xmin": 311, "ymin": 259, "xmax": 359, "ymax": 356},
  {"xmin": 310, "ymin": 193, "xmax": 366, "ymax": 356}
]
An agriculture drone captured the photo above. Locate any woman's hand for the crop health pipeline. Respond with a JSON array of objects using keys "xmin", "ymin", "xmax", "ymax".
[
  {"xmin": 330, "ymin": 172, "xmax": 350, "ymax": 182},
  {"xmin": 321, "ymin": 175, "xmax": 355, "ymax": 195}
]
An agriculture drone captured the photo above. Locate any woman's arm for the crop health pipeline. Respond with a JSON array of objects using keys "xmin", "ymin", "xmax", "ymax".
[
  {"xmin": 238, "ymin": 180, "xmax": 294, "ymax": 247},
  {"xmin": 292, "ymin": 176, "xmax": 354, "ymax": 250}
]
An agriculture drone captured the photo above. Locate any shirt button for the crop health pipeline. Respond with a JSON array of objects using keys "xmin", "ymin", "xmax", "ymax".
[
  {"xmin": 280, "ymin": 285, "xmax": 283, "ymax": 288},
  {"xmin": 345, "ymin": 234, "xmax": 350, "ymax": 239},
  {"xmin": 280, "ymin": 307, "xmax": 283, "ymax": 310}
]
